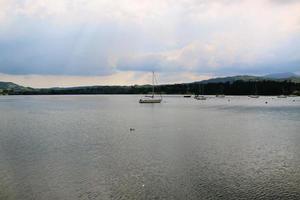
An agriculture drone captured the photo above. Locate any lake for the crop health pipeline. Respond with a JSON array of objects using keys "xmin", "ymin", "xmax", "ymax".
[{"xmin": 0, "ymin": 95, "xmax": 299, "ymax": 200}]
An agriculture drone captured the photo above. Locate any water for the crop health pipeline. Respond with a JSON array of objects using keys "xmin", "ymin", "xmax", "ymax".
[{"xmin": 0, "ymin": 95, "xmax": 299, "ymax": 200}]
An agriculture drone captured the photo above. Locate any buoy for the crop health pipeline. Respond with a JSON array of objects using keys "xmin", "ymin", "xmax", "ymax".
[{"xmin": 265, "ymin": 101, "xmax": 268, "ymax": 104}]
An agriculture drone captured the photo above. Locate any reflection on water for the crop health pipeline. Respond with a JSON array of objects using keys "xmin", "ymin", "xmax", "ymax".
[{"xmin": 0, "ymin": 95, "xmax": 300, "ymax": 199}]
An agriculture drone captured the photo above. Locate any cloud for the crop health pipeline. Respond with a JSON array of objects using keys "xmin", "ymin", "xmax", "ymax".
[
  {"xmin": 116, "ymin": 33, "xmax": 300, "ymax": 75},
  {"xmin": 270, "ymin": 0, "xmax": 300, "ymax": 4},
  {"xmin": 0, "ymin": 0, "xmax": 299, "ymax": 85}
]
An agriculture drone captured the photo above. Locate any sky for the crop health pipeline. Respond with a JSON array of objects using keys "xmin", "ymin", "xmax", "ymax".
[{"xmin": 0, "ymin": 0, "xmax": 300, "ymax": 88}]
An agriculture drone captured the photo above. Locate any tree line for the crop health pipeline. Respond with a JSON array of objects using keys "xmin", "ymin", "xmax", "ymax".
[{"xmin": 4, "ymin": 80, "xmax": 300, "ymax": 96}]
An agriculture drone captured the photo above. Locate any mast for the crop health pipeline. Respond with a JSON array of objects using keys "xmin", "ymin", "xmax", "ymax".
[
  {"xmin": 255, "ymin": 82, "xmax": 257, "ymax": 95},
  {"xmin": 152, "ymin": 71, "xmax": 155, "ymax": 97},
  {"xmin": 199, "ymin": 84, "xmax": 202, "ymax": 95}
]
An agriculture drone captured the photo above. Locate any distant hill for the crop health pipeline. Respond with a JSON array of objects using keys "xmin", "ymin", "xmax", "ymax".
[
  {"xmin": 1, "ymin": 73, "xmax": 300, "ymax": 95},
  {"xmin": 199, "ymin": 75, "xmax": 262, "ymax": 84},
  {"xmin": 0, "ymin": 82, "xmax": 25, "ymax": 90},
  {"xmin": 0, "ymin": 81, "xmax": 32, "ymax": 94},
  {"xmin": 282, "ymin": 76, "xmax": 300, "ymax": 83},
  {"xmin": 198, "ymin": 73, "xmax": 300, "ymax": 84},
  {"xmin": 264, "ymin": 72, "xmax": 299, "ymax": 79}
]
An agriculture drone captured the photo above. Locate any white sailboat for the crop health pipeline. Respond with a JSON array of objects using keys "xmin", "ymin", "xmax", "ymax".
[
  {"xmin": 277, "ymin": 95, "xmax": 287, "ymax": 98},
  {"xmin": 216, "ymin": 85, "xmax": 225, "ymax": 98},
  {"xmin": 139, "ymin": 72, "xmax": 162, "ymax": 103},
  {"xmin": 195, "ymin": 84, "xmax": 207, "ymax": 100},
  {"xmin": 183, "ymin": 85, "xmax": 192, "ymax": 98},
  {"xmin": 195, "ymin": 95, "xmax": 207, "ymax": 100},
  {"xmin": 277, "ymin": 88, "xmax": 287, "ymax": 98},
  {"xmin": 249, "ymin": 82, "xmax": 259, "ymax": 98}
]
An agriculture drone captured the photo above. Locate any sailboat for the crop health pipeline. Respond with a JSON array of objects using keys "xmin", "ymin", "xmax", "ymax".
[
  {"xmin": 216, "ymin": 94, "xmax": 225, "ymax": 98},
  {"xmin": 195, "ymin": 95, "xmax": 207, "ymax": 100},
  {"xmin": 249, "ymin": 82, "xmax": 259, "ymax": 98},
  {"xmin": 139, "ymin": 72, "xmax": 162, "ymax": 103},
  {"xmin": 183, "ymin": 84, "xmax": 192, "ymax": 98},
  {"xmin": 277, "ymin": 95, "xmax": 287, "ymax": 98},
  {"xmin": 216, "ymin": 85, "xmax": 225, "ymax": 98},
  {"xmin": 277, "ymin": 88, "xmax": 287, "ymax": 98},
  {"xmin": 195, "ymin": 84, "xmax": 207, "ymax": 100},
  {"xmin": 249, "ymin": 95, "xmax": 259, "ymax": 98}
]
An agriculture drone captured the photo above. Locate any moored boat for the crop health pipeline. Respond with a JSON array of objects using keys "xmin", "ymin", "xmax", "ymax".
[
  {"xmin": 248, "ymin": 95, "xmax": 259, "ymax": 98},
  {"xmin": 195, "ymin": 95, "xmax": 207, "ymax": 100},
  {"xmin": 195, "ymin": 84, "xmax": 207, "ymax": 100},
  {"xmin": 139, "ymin": 72, "xmax": 162, "ymax": 103},
  {"xmin": 139, "ymin": 97, "xmax": 162, "ymax": 103},
  {"xmin": 277, "ymin": 95, "xmax": 287, "ymax": 98},
  {"xmin": 249, "ymin": 82, "xmax": 259, "ymax": 98}
]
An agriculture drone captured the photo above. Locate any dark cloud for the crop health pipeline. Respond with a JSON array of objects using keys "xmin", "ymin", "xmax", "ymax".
[{"xmin": 0, "ymin": 19, "xmax": 132, "ymax": 76}]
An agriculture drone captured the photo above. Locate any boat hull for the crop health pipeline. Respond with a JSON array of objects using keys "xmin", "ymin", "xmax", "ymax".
[
  {"xmin": 277, "ymin": 95, "xmax": 287, "ymax": 98},
  {"xmin": 194, "ymin": 95, "xmax": 207, "ymax": 100},
  {"xmin": 139, "ymin": 99, "xmax": 162, "ymax": 103},
  {"xmin": 248, "ymin": 95, "xmax": 259, "ymax": 98}
]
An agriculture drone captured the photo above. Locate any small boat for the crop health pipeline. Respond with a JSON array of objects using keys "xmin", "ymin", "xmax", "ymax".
[
  {"xmin": 139, "ymin": 97, "xmax": 162, "ymax": 103},
  {"xmin": 248, "ymin": 95, "xmax": 259, "ymax": 98},
  {"xmin": 195, "ymin": 95, "xmax": 207, "ymax": 100},
  {"xmin": 216, "ymin": 85, "xmax": 225, "ymax": 98},
  {"xmin": 184, "ymin": 84, "xmax": 192, "ymax": 98},
  {"xmin": 277, "ymin": 88, "xmax": 287, "ymax": 98},
  {"xmin": 249, "ymin": 82, "xmax": 259, "ymax": 98},
  {"xmin": 139, "ymin": 72, "xmax": 162, "ymax": 103},
  {"xmin": 277, "ymin": 95, "xmax": 287, "ymax": 98},
  {"xmin": 195, "ymin": 84, "xmax": 207, "ymax": 100}
]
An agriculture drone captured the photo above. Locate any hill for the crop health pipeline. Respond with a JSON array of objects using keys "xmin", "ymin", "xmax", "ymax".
[
  {"xmin": 0, "ymin": 81, "xmax": 33, "ymax": 95},
  {"xmin": 1, "ymin": 74, "xmax": 300, "ymax": 95},
  {"xmin": 264, "ymin": 72, "xmax": 299, "ymax": 79},
  {"xmin": 198, "ymin": 74, "xmax": 300, "ymax": 84},
  {"xmin": 0, "ymin": 82, "xmax": 24, "ymax": 90},
  {"xmin": 199, "ymin": 75, "xmax": 262, "ymax": 84}
]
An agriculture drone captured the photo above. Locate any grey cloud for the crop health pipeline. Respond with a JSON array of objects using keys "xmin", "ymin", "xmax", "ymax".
[
  {"xmin": 270, "ymin": 0, "xmax": 300, "ymax": 4},
  {"xmin": 0, "ymin": 0, "xmax": 300, "ymax": 77}
]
